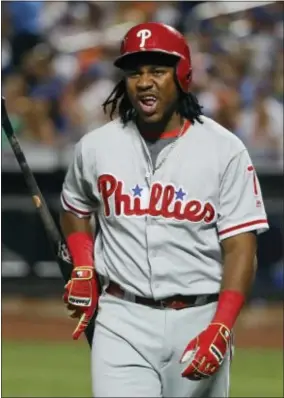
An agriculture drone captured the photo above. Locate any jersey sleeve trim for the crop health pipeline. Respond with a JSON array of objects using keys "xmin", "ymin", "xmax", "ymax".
[
  {"xmin": 61, "ymin": 194, "xmax": 93, "ymax": 216},
  {"xmin": 219, "ymin": 219, "xmax": 269, "ymax": 240}
]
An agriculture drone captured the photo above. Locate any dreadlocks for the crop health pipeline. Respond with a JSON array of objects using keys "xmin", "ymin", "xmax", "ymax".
[{"xmin": 102, "ymin": 79, "xmax": 204, "ymax": 126}]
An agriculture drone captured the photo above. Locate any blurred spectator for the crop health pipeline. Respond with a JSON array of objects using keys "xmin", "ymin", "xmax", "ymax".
[
  {"xmin": 1, "ymin": 1, "xmax": 283, "ymax": 171},
  {"xmin": 62, "ymin": 60, "xmax": 115, "ymax": 137},
  {"xmin": 237, "ymin": 86, "xmax": 283, "ymax": 168},
  {"xmin": 5, "ymin": 1, "xmax": 45, "ymax": 68},
  {"xmin": 2, "ymin": 73, "xmax": 28, "ymax": 148},
  {"xmin": 21, "ymin": 43, "xmax": 67, "ymax": 146}
]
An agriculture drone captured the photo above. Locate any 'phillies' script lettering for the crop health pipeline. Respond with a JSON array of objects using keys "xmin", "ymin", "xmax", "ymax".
[{"xmin": 98, "ymin": 174, "xmax": 215, "ymax": 223}]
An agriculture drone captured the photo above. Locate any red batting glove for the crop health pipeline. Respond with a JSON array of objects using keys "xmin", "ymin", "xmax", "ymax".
[
  {"xmin": 180, "ymin": 290, "xmax": 245, "ymax": 380},
  {"xmin": 63, "ymin": 266, "xmax": 99, "ymax": 340},
  {"xmin": 180, "ymin": 323, "xmax": 231, "ymax": 380}
]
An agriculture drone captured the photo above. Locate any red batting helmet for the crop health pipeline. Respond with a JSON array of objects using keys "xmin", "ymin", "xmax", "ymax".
[{"xmin": 114, "ymin": 22, "xmax": 192, "ymax": 93}]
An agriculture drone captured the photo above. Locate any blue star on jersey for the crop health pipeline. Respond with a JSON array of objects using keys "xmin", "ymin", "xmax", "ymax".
[
  {"xmin": 175, "ymin": 188, "xmax": 186, "ymax": 201},
  {"xmin": 132, "ymin": 184, "xmax": 143, "ymax": 197}
]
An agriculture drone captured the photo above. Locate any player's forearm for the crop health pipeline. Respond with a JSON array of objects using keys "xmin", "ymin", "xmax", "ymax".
[
  {"xmin": 60, "ymin": 210, "xmax": 93, "ymax": 237},
  {"xmin": 211, "ymin": 232, "xmax": 257, "ymax": 329},
  {"xmin": 60, "ymin": 211, "xmax": 94, "ymax": 267}
]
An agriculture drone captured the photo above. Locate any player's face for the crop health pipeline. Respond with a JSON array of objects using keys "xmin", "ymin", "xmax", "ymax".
[{"xmin": 125, "ymin": 62, "xmax": 179, "ymax": 124}]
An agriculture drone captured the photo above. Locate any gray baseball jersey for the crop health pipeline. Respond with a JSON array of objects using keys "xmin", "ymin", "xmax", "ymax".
[{"xmin": 61, "ymin": 116, "xmax": 269, "ymax": 299}]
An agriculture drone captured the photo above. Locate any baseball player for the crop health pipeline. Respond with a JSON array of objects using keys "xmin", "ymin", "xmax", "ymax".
[{"xmin": 60, "ymin": 23, "xmax": 269, "ymax": 397}]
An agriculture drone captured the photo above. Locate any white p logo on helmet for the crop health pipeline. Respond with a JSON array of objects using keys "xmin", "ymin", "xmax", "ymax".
[{"xmin": 137, "ymin": 29, "xmax": 151, "ymax": 48}]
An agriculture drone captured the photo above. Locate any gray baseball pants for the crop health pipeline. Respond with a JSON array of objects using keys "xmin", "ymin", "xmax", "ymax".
[{"xmin": 91, "ymin": 292, "xmax": 231, "ymax": 397}]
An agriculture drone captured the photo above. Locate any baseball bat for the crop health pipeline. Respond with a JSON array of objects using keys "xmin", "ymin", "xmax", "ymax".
[{"xmin": 1, "ymin": 97, "xmax": 94, "ymax": 347}]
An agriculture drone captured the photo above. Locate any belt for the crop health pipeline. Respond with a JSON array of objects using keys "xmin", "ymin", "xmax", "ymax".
[{"xmin": 106, "ymin": 281, "xmax": 219, "ymax": 310}]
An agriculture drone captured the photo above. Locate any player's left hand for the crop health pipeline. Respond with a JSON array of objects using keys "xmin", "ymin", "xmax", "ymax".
[{"xmin": 180, "ymin": 323, "xmax": 231, "ymax": 380}]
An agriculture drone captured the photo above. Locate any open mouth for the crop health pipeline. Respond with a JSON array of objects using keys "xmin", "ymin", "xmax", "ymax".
[{"xmin": 138, "ymin": 96, "xmax": 158, "ymax": 115}]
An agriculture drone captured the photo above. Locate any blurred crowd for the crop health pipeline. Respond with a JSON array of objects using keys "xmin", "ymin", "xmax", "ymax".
[{"xmin": 1, "ymin": 1, "xmax": 283, "ymax": 170}]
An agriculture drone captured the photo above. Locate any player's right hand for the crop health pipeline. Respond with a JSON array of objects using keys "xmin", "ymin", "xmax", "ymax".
[{"xmin": 63, "ymin": 266, "xmax": 99, "ymax": 340}]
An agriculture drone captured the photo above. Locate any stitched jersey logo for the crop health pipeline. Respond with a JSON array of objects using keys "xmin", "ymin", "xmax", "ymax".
[{"xmin": 98, "ymin": 174, "xmax": 216, "ymax": 223}]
